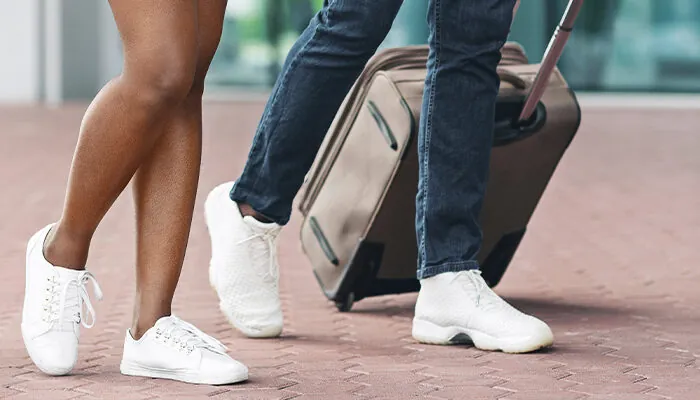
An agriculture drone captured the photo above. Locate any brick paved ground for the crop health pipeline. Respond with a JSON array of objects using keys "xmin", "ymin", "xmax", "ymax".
[{"xmin": 0, "ymin": 102, "xmax": 698, "ymax": 399}]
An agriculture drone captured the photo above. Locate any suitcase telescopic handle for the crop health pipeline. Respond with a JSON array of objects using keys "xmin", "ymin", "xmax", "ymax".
[{"xmin": 517, "ymin": 0, "xmax": 585, "ymax": 122}]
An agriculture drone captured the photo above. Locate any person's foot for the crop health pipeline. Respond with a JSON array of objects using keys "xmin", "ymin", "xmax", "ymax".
[
  {"xmin": 120, "ymin": 315, "xmax": 248, "ymax": 385},
  {"xmin": 21, "ymin": 224, "xmax": 103, "ymax": 375},
  {"xmin": 205, "ymin": 182, "xmax": 283, "ymax": 338},
  {"xmin": 412, "ymin": 270, "xmax": 553, "ymax": 353}
]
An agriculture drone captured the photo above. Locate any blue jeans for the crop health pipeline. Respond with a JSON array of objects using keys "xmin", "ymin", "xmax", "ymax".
[{"xmin": 231, "ymin": 0, "xmax": 516, "ymax": 279}]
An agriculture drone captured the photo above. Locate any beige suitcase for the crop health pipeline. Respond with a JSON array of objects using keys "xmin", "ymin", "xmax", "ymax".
[{"xmin": 298, "ymin": 0, "xmax": 584, "ymax": 311}]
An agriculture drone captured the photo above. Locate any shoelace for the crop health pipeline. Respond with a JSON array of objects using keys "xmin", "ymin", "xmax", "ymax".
[
  {"xmin": 46, "ymin": 271, "xmax": 103, "ymax": 329},
  {"xmin": 235, "ymin": 230, "xmax": 281, "ymax": 283},
  {"xmin": 156, "ymin": 316, "xmax": 228, "ymax": 354},
  {"xmin": 453, "ymin": 270, "xmax": 487, "ymax": 307}
]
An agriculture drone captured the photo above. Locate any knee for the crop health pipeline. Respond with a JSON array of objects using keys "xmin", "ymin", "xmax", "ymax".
[
  {"xmin": 177, "ymin": 79, "xmax": 205, "ymax": 110},
  {"xmin": 436, "ymin": 2, "xmax": 514, "ymax": 56},
  {"xmin": 316, "ymin": 2, "xmax": 400, "ymax": 59},
  {"xmin": 188, "ymin": 80, "xmax": 206, "ymax": 100},
  {"xmin": 123, "ymin": 57, "xmax": 197, "ymax": 109},
  {"xmin": 188, "ymin": 65, "xmax": 210, "ymax": 100}
]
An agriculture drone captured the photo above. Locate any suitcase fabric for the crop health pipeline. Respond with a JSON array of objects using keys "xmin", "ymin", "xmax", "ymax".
[{"xmin": 299, "ymin": 4, "xmax": 583, "ymax": 312}]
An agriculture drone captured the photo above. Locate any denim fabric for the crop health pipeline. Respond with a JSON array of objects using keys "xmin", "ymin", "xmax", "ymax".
[{"xmin": 230, "ymin": 0, "xmax": 517, "ymax": 279}]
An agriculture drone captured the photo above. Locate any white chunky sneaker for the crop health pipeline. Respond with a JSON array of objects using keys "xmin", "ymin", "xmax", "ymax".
[
  {"xmin": 120, "ymin": 315, "xmax": 248, "ymax": 385},
  {"xmin": 205, "ymin": 182, "xmax": 283, "ymax": 338},
  {"xmin": 21, "ymin": 224, "xmax": 103, "ymax": 375},
  {"xmin": 412, "ymin": 270, "xmax": 553, "ymax": 353}
]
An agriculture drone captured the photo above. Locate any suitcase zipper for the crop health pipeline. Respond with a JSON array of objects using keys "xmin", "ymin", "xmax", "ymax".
[
  {"xmin": 367, "ymin": 100, "xmax": 398, "ymax": 151},
  {"xmin": 309, "ymin": 216, "xmax": 340, "ymax": 266}
]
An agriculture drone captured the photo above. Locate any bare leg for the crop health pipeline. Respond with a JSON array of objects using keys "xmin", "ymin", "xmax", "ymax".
[
  {"xmin": 43, "ymin": 0, "xmax": 200, "ymax": 270},
  {"xmin": 130, "ymin": 0, "xmax": 228, "ymax": 338}
]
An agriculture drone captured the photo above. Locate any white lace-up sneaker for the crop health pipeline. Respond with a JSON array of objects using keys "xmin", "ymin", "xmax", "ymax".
[
  {"xmin": 21, "ymin": 224, "xmax": 103, "ymax": 375},
  {"xmin": 120, "ymin": 315, "xmax": 248, "ymax": 385},
  {"xmin": 412, "ymin": 270, "xmax": 554, "ymax": 353},
  {"xmin": 205, "ymin": 182, "xmax": 283, "ymax": 338}
]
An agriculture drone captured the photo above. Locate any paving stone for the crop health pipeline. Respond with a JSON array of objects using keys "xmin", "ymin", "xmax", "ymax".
[
  {"xmin": 504, "ymin": 392, "xmax": 586, "ymax": 400},
  {"xmin": 0, "ymin": 105, "xmax": 698, "ymax": 399},
  {"xmin": 211, "ymin": 388, "xmax": 297, "ymax": 400}
]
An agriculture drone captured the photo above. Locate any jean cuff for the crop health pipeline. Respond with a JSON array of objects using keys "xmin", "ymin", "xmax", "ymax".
[
  {"xmin": 417, "ymin": 260, "xmax": 480, "ymax": 280},
  {"xmin": 229, "ymin": 182, "xmax": 289, "ymax": 226}
]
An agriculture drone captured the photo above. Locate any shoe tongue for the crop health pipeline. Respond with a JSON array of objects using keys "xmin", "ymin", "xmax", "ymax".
[{"xmin": 47, "ymin": 267, "xmax": 82, "ymax": 330}]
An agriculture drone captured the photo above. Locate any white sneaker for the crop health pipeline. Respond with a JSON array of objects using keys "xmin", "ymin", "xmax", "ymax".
[
  {"xmin": 120, "ymin": 315, "xmax": 248, "ymax": 385},
  {"xmin": 412, "ymin": 270, "xmax": 554, "ymax": 353},
  {"xmin": 205, "ymin": 182, "xmax": 283, "ymax": 338},
  {"xmin": 21, "ymin": 224, "xmax": 103, "ymax": 375}
]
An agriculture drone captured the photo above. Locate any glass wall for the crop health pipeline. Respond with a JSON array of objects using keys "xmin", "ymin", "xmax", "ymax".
[
  {"xmin": 207, "ymin": 0, "xmax": 700, "ymax": 93},
  {"xmin": 207, "ymin": 0, "xmax": 324, "ymax": 90},
  {"xmin": 552, "ymin": 0, "xmax": 700, "ymax": 92},
  {"xmin": 206, "ymin": 0, "xmax": 429, "ymax": 91}
]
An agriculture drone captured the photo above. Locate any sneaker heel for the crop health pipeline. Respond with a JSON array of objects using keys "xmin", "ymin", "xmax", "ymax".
[{"xmin": 412, "ymin": 319, "xmax": 458, "ymax": 345}]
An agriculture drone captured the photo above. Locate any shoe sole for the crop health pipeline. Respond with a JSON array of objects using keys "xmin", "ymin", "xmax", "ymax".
[
  {"xmin": 411, "ymin": 319, "xmax": 553, "ymax": 354},
  {"xmin": 221, "ymin": 311, "xmax": 283, "ymax": 339},
  {"xmin": 204, "ymin": 184, "xmax": 283, "ymax": 340},
  {"xmin": 120, "ymin": 360, "xmax": 248, "ymax": 385},
  {"xmin": 21, "ymin": 324, "xmax": 76, "ymax": 376}
]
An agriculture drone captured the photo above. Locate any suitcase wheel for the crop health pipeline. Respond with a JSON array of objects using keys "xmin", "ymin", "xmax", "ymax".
[{"xmin": 335, "ymin": 292, "xmax": 355, "ymax": 312}]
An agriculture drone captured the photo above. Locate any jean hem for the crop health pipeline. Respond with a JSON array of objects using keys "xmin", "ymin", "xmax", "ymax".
[
  {"xmin": 417, "ymin": 260, "xmax": 479, "ymax": 280},
  {"xmin": 229, "ymin": 182, "xmax": 290, "ymax": 226}
]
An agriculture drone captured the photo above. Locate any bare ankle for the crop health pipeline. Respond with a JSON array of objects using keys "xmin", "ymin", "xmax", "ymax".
[
  {"xmin": 43, "ymin": 224, "xmax": 89, "ymax": 270},
  {"xmin": 131, "ymin": 316, "xmax": 164, "ymax": 341},
  {"xmin": 237, "ymin": 203, "xmax": 273, "ymax": 223},
  {"xmin": 130, "ymin": 323, "xmax": 150, "ymax": 341},
  {"xmin": 132, "ymin": 307, "xmax": 171, "ymax": 340}
]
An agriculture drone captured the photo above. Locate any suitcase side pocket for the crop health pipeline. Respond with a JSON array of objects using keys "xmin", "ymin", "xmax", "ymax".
[{"xmin": 300, "ymin": 73, "xmax": 415, "ymax": 297}]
